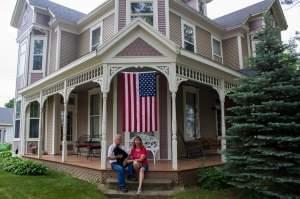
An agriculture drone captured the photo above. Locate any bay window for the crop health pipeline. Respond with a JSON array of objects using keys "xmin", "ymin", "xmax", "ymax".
[
  {"xmin": 182, "ymin": 20, "xmax": 196, "ymax": 52},
  {"xmin": 129, "ymin": 1, "xmax": 154, "ymax": 26},
  {"xmin": 90, "ymin": 23, "xmax": 103, "ymax": 51},
  {"xmin": 212, "ymin": 38, "xmax": 222, "ymax": 57},
  {"xmin": 29, "ymin": 102, "xmax": 40, "ymax": 139},
  {"xmin": 88, "ymin": 89, "xmax": 101, "ymax": 138},
  {"xmin": 14, "ymin": 101, "xmax": 21, "ymax": 138},
  {"xmin": 31, "ymin": 36, "xmax": 47, "ymax": 72}
]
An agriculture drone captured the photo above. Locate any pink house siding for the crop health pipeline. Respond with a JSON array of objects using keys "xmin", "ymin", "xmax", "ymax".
[
  {"xmin": 118, "ymin": 0, "xmax": 127, "ymax": 31},
  {"xmin": 158, "ymin": 0, "xmax": 166, "ymax": 35},
  {"xmin": 31, "ymin": 73, "xmax": 43, "ymax": 84},
  {"xmin": 116, "ymin": 38, "xmax": 162, "ymax": 57}
]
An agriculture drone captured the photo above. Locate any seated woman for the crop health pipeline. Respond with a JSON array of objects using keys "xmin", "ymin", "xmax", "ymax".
[{"xmin": 127, "ymin": 136, "xmax": 149, "ymax": 194}]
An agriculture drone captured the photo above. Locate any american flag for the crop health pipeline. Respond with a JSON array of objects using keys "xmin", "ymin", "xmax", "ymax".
[{"xmin": 120, "ymin": 72, "xmax": 158, "ymax": 132}]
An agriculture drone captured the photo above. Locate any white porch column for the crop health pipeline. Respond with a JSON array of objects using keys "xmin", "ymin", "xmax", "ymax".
[
  {"xmin": 62, "ymin": 101, "xmax": 68, "ymax": 162},
  {"xmin": 219, "ymin": 80, "xmax": 226, "ymax": 162},
  {"xmin": 20, "ymin": 98, "xmax": 26, "ymax": 155},
  {"xmin": 171, "ymin": 91, "xmax": 178, "ymax": 170},
  {"xmin": 100, "ymin": 91, "xmax": 108, "ymax": 169},
  {"xmin": 38, "ymin": 97, "xmax": 44, "ymax": 158}
]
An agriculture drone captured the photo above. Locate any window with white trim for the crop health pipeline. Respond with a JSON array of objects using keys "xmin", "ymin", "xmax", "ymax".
[
  {"xmin": 197, "ymin": 0, "xmax": 206, "ymax": 15},
  {"xmin": 15, "ymin": 101, "xmax": 21, "ymax": 138},
  {"xmin": 88, "ymin": 89, "xmax": 101, "ymax": 138},
  {"xmin": 182, "ymin": 20, "xmax": 196, "ymax": 53},
  {"xmin": 29, "ymin": 102, "xmax": 40, "ymax": 139},
  {"xmin": 212, "ymin": 38, "xmax": 222, "ymax": 57},
  {"xmin": 31, "ymin": 36, "xmax": 47, "ymax": 72},
  {"xmin": 17, "ymin": 40, "xmax": 27, "ymax": 77},
  {"xmin": 130, "ymin": 1, "xmax": 154, "ymax": 25},
  {"xmin": 90, "ymin": 24, "xmax": 103, "ymax": 51}
]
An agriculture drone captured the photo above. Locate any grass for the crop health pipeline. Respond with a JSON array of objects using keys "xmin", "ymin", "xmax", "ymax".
[
  {"xmin": 0, "ymin": 170, "xmax": 104, "ymax": 199},
  {"xmin": 174, "ymin": 188, "xmax": 242, "ymax": 199}
]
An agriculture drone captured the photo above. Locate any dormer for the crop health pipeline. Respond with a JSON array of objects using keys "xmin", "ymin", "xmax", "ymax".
[{"xmin": 182, "ymin": 0, "xmax": 213, "ymax": 16}]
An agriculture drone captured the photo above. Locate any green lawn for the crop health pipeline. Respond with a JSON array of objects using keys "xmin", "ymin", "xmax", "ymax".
[
  {"xmin": 174, "ymin": 188, "xmax": 241, "ymax": 199},
  {"xmin": 0, "ymin": 170, "xmax": 104, "ymax": 199}
]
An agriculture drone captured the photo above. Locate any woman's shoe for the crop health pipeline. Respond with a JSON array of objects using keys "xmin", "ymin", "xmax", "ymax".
[{"xmin": 136, "ymin": 188, "xmax": 142, "ymax": 195}]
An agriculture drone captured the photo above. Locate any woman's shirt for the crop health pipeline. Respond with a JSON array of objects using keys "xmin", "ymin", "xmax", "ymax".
[{"xmin": 130, "ymin": 147, "xmax": 148, "ymax": 165}]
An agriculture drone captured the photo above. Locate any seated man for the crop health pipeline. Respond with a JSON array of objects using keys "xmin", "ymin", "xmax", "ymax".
[{"xmin": 107, "ymin": 134, "xmax": 134, "ymax": 192}]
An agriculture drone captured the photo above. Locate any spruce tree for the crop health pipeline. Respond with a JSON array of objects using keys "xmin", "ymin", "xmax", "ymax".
[{"xmin": 224, "ymin": 15, "xmax": 300, "ymax": 199}]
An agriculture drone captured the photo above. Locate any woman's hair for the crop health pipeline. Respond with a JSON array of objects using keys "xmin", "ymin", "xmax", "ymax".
[{"xmin": 132, "ymin": 136, "xmax": 145, "ymax": 149}]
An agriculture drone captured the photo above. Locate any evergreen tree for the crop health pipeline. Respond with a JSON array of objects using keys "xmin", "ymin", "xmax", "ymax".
[{"xmin": 224, "ymin": 15, "xmax": 300, "ymax": 199}]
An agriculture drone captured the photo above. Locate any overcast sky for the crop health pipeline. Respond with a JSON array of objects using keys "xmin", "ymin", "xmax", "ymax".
[{"xmin": 0, "ymin": 0, "xmax": 298, "ymax": 107}]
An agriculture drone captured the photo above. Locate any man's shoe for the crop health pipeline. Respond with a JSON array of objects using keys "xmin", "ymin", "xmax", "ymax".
[{"xmin": 119, "ymin": 187, "xmax": 128, "ymax": 193}]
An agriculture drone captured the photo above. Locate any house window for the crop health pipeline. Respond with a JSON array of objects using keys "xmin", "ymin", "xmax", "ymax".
[
  {"xmin": 89, "ymin": 90, "xmax": 101, "ymax": 138},
  {"xmin": 130, "ymin": 1, "xmax": 154, "ymax": 25},
  {"xmin": 212, "ymin": 38, "xmax": 222, "ymax": 57},
  {"xmin": 17, "ymin": 40, "xmax": 27, "ymax": 77},
  {"xmin": 90, "ymin": 24, "xmax": 102, "ymax": 51},
  {"xmin": 182, "ymin": 21, "xmax": 196, "ymax": 52},
  {"xmin": 0, "ymin": 129, "xmax": 6, "ymax": 143},
  {"xmin": 183, "ymin": 86, "xmax": 200, "ymax": 141},
  {"xmin": 31, "ymin": 36, "xmax": 47, "ymax": 72},
  {"xmin": 15, "ymin": 101, "xmax": 21, "ymax": 138},
  {"xmin": 29, "ymin": 102, "xmax": 40, "ymax": 139},
  {"xmin": 198, "ymin": 1, "xmax": 206, "ymax": 15}
]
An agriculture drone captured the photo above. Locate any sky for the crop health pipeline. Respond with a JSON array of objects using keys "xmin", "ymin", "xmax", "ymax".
[{"xmin": 0, "ymin": 0, "xmax": 298, "ymax": 107}]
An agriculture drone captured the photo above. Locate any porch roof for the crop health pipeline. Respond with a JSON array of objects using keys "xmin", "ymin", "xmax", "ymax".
[{"xmin": 19, "ymin": 19, "xmax": 244, "ymax": 97}]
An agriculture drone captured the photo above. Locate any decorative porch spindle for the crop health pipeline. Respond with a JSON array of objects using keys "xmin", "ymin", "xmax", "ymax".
[
  {"xmin": 100, "ymin": 92, "xmax": 108, "ymax": 169},
  {"xmin": 38, "ymin": 103, "xmax": 44, "ymax": 158},
  {"xmin": 171, "ymin": 91, "xmax": 178, "ymax": 170},
  {"xmin": 62, "ymin": 102, "xmax": 68, "ymax": 162}
]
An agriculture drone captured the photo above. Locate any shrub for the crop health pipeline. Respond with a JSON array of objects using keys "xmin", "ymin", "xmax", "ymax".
[
  {"xmin": 0, "ymin": 144, "xmax": 11, "ymax": 152},
  {"xmin": 0, "ymin": 157, "xmax": 48, "ymax": 176},
  {"xmin": 198, "ymin": 167, "xmax": 231, "ymax": 190},
  {"xmin": 0, "ymin": 151, "xmax": 12, "ymax": 159}
]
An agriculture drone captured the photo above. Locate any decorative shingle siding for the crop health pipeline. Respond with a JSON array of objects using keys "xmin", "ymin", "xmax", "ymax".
[
  {"xmin": 77, "ymin": 30, "xmax": 90, "ymax": 58},
  {"xmin": 103, "ymin": 14, "xmax": 115, "ymax": 44},
  {"xmin": 222, "ymin": 37, "xmax": 239, "ymax": 69},
  {"xmin": 248, "ymin": 18, "xmax": 264, "ymax": 32},
  {"xmin": 118, "ymin": 0, "xmax": 127, "ymax": 31},
  {"xmin": 48, "ymin": 30, "xmax": 57, "ymax": 74},
  {"xmin": 60, "ymin": 31, "xmax": 78, "ymax": 68},
  {"xmin": 31, "ymin": 73, "xmax": 43, "ymax": 84},
  {"xmin": 17, "ymin": 4, "xmax": 33, "ymax": 38},
  {"xmin": 169, "ymin": 12, "xmax": 182, "ymax": 47},
  {"xmin": 158, "ymin": 0, "xmax": 166, "ymax": 35},
  {"xmin": 117, "ymin": 38, "xmax": 163, "ymax": 57},
  {"xmin": 36, "ymin": 13, "xmax": 50, "ymax": 27},
  {"xmin": 196, "ymin": 27, "xmax": 212, "ymax": 59}
]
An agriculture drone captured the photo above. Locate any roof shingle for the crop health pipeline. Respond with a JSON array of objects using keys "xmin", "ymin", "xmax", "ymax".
[
  {"xmin": 214, "ymin": 0, "xmax": 274, "ymax": 29},
  {"xmin": 0, "ymin": 108, "xmax": 13, "ymax": 125}
]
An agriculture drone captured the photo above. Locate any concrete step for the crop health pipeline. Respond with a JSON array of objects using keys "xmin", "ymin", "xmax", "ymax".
[
  {"xmin": 106, "ymin": 178, "xmax": 174, "ymax": 191},
  {"xmin": 103, "ymin": 189, "xmax": 175, "ymax": 199}
]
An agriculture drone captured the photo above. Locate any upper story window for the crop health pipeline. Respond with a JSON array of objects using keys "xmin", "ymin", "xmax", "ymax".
[
  {"xmin": 182, "ymin": 20, "xmax": 196, "ymax": 53},
  {"xmin": 30, "ymin": 36, "xmax": 47, "ymax": 72},
  {"xmin": 17, "ymin": 40, "xmax": 27, "ymax": 77},
  {"xmin": 130, "ymin": 1, "xmax": 154, "ymax": 25},
  {"xmin": 212, "ymin": 38, "xmax": 222, "ymax": 57},
  {"xmin": 197, "ymin": 1, "xmax": 206, "ymax": 15},
  {"xmin": 90, "ymin": 23, "xmax": 103, "ymax": 51}
]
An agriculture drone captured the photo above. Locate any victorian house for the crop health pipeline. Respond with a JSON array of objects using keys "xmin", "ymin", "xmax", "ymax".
[{"xmin": 10, "ymin": 0, "xmax": 287, "ymax": 187}]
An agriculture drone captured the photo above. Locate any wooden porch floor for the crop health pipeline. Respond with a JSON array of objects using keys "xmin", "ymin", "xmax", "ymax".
[{"xmin": 24, "ymin": 154, "xmax": 223, "ymax": 172}]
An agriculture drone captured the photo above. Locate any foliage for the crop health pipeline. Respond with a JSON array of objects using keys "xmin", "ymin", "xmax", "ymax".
[
  {"xmin": 0, "ymin": 151, "xmax": 12, "ymax": 159},
  {"xmin": 0, "ymin": 144, "xmax": 11, "ymax": 152},
  {"xmin": 198, "ymin": 167, "xmax": 231, "ymax": 190},
  {"xmin": 4, "ymin": 98, "xmax": 14, "ymax": 108},
  {"xmin": 224, "ymin": 15, "xmax": 300, "ymax": 199},
  {"xmin": 173, "ymin": 189, "xmax": 240, "ymax": 199},
  {"xmin": 0, "ymin": 170, "xmax": 104, "ymax": 199}
]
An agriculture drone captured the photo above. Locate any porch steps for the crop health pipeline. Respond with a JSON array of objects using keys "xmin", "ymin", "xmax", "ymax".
[{"xmin": 100, "ymin": 178, "xmax": 180, "ymax": 199}]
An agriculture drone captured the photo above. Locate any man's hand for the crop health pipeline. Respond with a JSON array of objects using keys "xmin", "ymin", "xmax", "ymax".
[{"xmin": 115, "ymin": 154, "xmax": 123, "ymax": 159}]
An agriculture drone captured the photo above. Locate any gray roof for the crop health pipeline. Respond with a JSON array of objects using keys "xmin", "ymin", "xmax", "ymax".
[
  {"xmin": 0, "ymin": 108, "xmax": 13, "ymax": 125},
  {"xmin": 29, "ymin": 0, "xmax": 86, "ymax": 24},
  {"xmin": 214, "ymin": 0, "xmax": 274, "ymax": 29}
]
